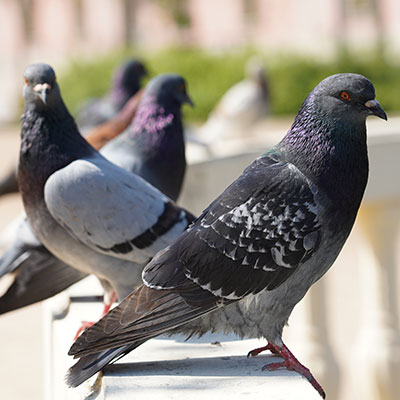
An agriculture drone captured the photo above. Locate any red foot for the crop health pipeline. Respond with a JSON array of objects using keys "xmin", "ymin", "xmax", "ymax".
[
  {"xmin": 249, "ymin": 341, "xmax": 326, "ymax": 399},
  {"xmin": 73, "ymin": 291, "xmax": 117, "ymax": 340},
  {"xmin": 247, "ymin": 342, "xmax": 280, "ymax": 357}
]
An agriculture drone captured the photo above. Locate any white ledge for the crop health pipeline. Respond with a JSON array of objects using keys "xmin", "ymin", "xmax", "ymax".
[
  {"xmin": 44, "ymin": 279, "xmax": 321, "ymax": 400},
  {"xmin": 92, "ymin": 334, "xmax": 321, "ymax": 400}
]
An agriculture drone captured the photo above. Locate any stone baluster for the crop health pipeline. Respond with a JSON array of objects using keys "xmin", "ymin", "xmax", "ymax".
[
  {"xmin": 286, "ymin": 278, "xmax": 340, "ymax": 399},
  {"xmin": 352, "ymin": 202, "xmax": 400, "ymax": 400}
]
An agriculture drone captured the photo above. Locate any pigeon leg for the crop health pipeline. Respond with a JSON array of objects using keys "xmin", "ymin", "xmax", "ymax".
[
  {"xmin": 73, "ymin": 291, "xmax": 117, "ymax": 340},
  {"xmin": 260, "ymin": 341, "xmax": 326, "ymax": 399},
  {"xmin": 247, "ymin": 342, "xmax": 280, "ymax": 357}
]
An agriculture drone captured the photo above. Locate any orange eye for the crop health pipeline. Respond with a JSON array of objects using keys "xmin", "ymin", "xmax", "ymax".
[
  {"xmin": 179, "ymin": 82, "xmax": 186, "ymax": 93},
  {"xmin": 24, "ymin": 77, "xmax": 29, "ymax": 86},
  {"xmin": 340, "ymin": 91, "xmax": 350, "ymax": 101}
]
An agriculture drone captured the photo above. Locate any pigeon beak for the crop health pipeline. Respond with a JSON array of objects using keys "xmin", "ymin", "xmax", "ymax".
[
  {"xmin": 365, "ymin": 99, "xmax": 387, "ymax": 120},
  {"xmin": 33, "ymin": 83, "xmax": 52, "ymax": 104},
  {"xmin": 182, "ymin": 92, "xmax": 194, "ymax": 107}
]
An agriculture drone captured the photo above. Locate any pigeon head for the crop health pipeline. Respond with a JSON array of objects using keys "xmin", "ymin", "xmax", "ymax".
[
  {"xmin": 308, "ymin": 73, "xmax": 387, "ymax": 122},
  {"xmin": 23, "ymin": 63, "xmax": 61, "ymax": 112},
  {"xmin": 111, "ymin": 59, "xmax": 148, "ymax": 104},
  {"xmin": 281, "ymin": 73, "xmax": 386, "ymax": 210},
  {"xmin": 144, "ymin": 74, "xmax": 194, "ymax": 109},
  {"xmin": 116, "ymin": 59, "xmax": 147, "ymax": 90}
]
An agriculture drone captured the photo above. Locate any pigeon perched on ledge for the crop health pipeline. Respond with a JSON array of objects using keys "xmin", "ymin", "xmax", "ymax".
[
  {"xmin": 76, "ymin": 59, "xmax": 147, "ymax": 132},
  {"xmin": 0, "ymin": 73, "xmax": 192, "ymax": 316},
  {"xmin": 67, "ymin": 73, "xmax": 387, "ymax": 398},
  {"xmin": 17, "ymin": 64, "xmax": 194, "ymax": 310}
]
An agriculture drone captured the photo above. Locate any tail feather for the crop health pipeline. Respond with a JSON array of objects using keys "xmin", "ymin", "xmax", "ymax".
[
  {"xmin": 66, "ymin": 284, "xmax": 218, "ymax": 386},
  {"xmin": 66, "ymin": 344, "xmax": 138, "ymax": 388},
  {"xmin": 0, "ymin": 250, "xmax": 87, "ymax": 315},
  {"xmin": 70, "ymin": 284, "xmax": 216, "ymax": 357}
]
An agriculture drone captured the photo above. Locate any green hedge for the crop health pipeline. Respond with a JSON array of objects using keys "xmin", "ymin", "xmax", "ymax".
[{"xmin": 59, "ymin": 48, "xmax": 400, "ymax": 122}]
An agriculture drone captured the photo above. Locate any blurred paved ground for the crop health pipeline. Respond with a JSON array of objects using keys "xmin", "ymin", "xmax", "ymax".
[{"xmin": 0, "ymin": 128, "xmax": 44, "ymax": 400}]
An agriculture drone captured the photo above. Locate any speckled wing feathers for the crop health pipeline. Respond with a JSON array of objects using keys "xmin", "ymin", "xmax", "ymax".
[{"xmin": 144, "ymin": 154, "xmax": 321, "ymax": 300}]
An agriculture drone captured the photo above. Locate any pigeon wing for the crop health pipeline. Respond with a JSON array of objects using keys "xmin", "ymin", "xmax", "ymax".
[
  {"xmin": 144, "ymin": 153, "xmax": 322, "ymax": 300},
  {"xmin": 44, "ymin": 155, "xmax": 188, "ymax": 261}
]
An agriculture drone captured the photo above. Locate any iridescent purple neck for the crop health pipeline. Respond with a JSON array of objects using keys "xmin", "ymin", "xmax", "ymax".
[
  {"xmin": 130, "ymin": 95, "xmax": 175, "ymax": 138},
  {"xmin": 279, "ymin": 95, "xmax": 368, "ymax": 212}
]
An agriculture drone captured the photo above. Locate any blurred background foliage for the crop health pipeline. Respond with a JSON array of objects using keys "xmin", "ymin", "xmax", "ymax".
[{"xmin": 59, "ymin": 47, "xmax": 400, "ymax": 123}]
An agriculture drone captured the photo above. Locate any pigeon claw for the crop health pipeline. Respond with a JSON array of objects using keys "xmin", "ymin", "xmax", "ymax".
[
  {"xmin": 247, "ymin": 342, "xmax": 280, "ymax": 358},
  {"xmin": 260, "ymin": 341, "xmax": 326, "ymax": 399}
]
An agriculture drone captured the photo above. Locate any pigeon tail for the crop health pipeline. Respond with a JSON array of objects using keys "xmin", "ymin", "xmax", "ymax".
[
  {"xmin": 65, "ymin": 344, "xmax": 135, "ymax": 388},
  {"xmin": 67, "ymin": 284, "xmax": 218, "ymax": 386},
  {"xmin": 0, "ymin": 250, "xmax": 87, "ymax": 315}
]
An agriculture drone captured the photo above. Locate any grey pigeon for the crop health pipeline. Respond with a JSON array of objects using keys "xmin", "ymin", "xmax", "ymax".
[
  {"xmin": 0, "ymin": 73, "xmax": 192, "ymax": 315},
  {"xmin": 77, "ymin": 59, "xmax": 147, "ymax": 132},
  {"xmin": 66, "ymin": 73, "xmax": 387, "ymax": 398},
  {"xmin": 17, "ymin": 64, "xmax": 194, "ymax": 312}
]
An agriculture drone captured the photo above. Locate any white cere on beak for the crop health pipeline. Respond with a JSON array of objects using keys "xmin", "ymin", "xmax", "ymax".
[
  {"xmin": 364, "ymin": 99, "xmax": 380, "ymax": 109},
  {"xmin": 33, "ymin": 83, "xmax": 52, "ymax": 92}
]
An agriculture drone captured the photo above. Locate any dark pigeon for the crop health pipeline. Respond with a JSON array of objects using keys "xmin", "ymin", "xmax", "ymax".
[
  {"xmin": 17, "ymin": 63, "xmax": 194, "ymax": 312},
  {"xmin": 66, "ymin": 73, "xmax": 387, "ymax": 398},
  {"xmin": 76, "ymin": 59, "xmax": 147, "ymax": 132},
  {"xmin": 0, "ymin": 74, "xmax": 192, "ymax": 315}
]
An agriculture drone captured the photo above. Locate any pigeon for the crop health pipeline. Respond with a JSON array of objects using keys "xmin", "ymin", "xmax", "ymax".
[
  {"xmin": 199, "ymin": 57, "xmax": 269, "ymax": 144},
  {"xmin": 0, "ymin": 75, "xmax": 191, "ymax": 314},
  {"xmin": 0, "ymin": 73, "xmax": 192, "ymax": 315},
  {"xmin": 76, "ymin": 59, "xmax": 147, "ymax": 132},
  {"xmin": 17, "ymin": 64, "xmax": 195, "ymax": 314},
  {"xmin": 66, "ymin": 73, "xmax": 387, "ymax": 398}
]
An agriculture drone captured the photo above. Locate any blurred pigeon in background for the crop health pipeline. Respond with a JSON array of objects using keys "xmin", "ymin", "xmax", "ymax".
[
  {"xmin": 199, "ymin": 57, "xmax": 269, "ymax": 144},
  {"xmin": 67, "ymin": 73, "xmax": 387, "ymax": 398},
  {"xmin": 3, "ymin": 65, "xmax": 194, "ymax": 324},
  {"xmin": 77, "ymin": 59, "xmax": 147, "ymax": 132},
  {"xmin": 0, "ymin": 73, "xmax": 192, "ymax": 315}
]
